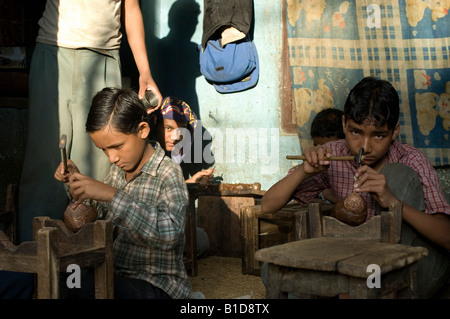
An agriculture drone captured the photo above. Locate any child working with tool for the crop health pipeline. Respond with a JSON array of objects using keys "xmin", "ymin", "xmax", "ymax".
[
  {"xmin": 54, "ymin": 87, "xmax": 190, "ymax": 299},
  {"xmin": 262, "ymin": 77, "xmax": 450, "ymax": 298},
  {"xmin": 18, "ymin": 0, "xmax": 164, "ymax": 244}
]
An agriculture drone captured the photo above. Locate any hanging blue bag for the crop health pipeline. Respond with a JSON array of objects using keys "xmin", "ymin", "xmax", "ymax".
[{"xmin": 199, "ymin": 36, "xmax": 259, "ymax": 93}]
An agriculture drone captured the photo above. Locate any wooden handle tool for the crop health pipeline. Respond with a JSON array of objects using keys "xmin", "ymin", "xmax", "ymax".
[
  {"xmin": 286, "ymin": 155, "xmax": 356, "ymax": 161},
  {"xmin": 59, "ymin": 134, "xmax": 68, "ymax": 174},
  {"xmin": 287, "ymin": 148, "xmax": 365, "ymax": 165}
]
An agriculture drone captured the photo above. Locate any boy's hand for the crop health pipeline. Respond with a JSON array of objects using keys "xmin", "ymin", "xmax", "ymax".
[
  {"xmin": 67, "ymin": 172, "xmax": 116, "ymax": 203},
  {"xmin": 354, "ymin": 165, "xmax": 399, "ymax": 208},
  {"xmin": 54, "ymin": 159, "xmax": 80, "ymax": 183},
  {"xmin": 187, "ymin": 168, "xmax": 215, "ymax": 186},
  {"xmin": 301, "ymin": 145, "xmax": 333, "ymax": 175}
]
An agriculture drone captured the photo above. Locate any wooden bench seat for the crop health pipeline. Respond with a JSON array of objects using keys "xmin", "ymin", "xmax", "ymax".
[
  {"xmin": 255, "ymin": 202, "xmax": 428, "ymax": 298},
  {"xmin": 0, "ymin": 216, "xmax": 113, "ymax": 299}
]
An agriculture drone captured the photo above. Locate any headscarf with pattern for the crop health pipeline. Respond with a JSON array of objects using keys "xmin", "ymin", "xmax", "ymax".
[
  {"xmin": 156, "ymin": 97, "xmax": 198, "ymax": 163},
  {"xmin": 158, "ymin": 96, "xmax": 198, "ymax": 137}
]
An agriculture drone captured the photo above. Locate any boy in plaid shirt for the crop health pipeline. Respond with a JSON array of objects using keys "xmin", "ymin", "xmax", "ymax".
[
  {"xmin": 55, "ymin": 88, "xmax": 190, "ymax": 299},
  {"xmin": 262, "ymin": 77, "xmax": 450, "ymax": 298}
]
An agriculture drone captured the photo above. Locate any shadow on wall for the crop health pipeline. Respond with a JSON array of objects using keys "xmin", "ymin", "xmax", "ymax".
[
  {"xmin": 121, "ymin": 0, "xmax": 214, "ymax": 178},
  {"xmin": 155, "ymin": 0, "xmax": 202, "ymax": 118},
  {"xmin": 157, "ymin": 0, "xmax": 215, "ymax": 177}
]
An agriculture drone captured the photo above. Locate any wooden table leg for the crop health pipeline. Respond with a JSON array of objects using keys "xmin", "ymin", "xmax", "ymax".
[
  {"xmin": 37, "ymin": 227, "xmax": 60, "ymax": 299},
  {"xmin": 94, "ymin": 220, "xmax": 114, "ymax": 299},
  {"xmin": 265, "ymin": 263, "xmax": 288, "ymax": 299}
]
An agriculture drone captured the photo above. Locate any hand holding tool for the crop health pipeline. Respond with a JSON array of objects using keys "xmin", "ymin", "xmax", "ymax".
[
  {"xmin": 141, "ymin": 90, "xmax": 159, "ymax": 109},
  {"xmin": 356, "ymin": 147, "xmax": 364, "ymax": 167},
  {"xmin": 286, "ymin": 148, "xmax": 365, "ymax": 164}
]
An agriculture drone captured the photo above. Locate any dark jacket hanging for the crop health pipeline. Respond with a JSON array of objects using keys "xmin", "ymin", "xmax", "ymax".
[{"xmin": 201, "ymin": 0, "xmax": 253, "ymax": 50}]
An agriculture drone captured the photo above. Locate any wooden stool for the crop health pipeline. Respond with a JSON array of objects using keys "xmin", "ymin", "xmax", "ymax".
[
  {"xmin": 255, "ymin": 202, "xmax": 428, "ymax": 298},
  {"xmin": 240, "ymin": 200, "xmax": 334, "ymax": 275},
  {"xmin": 0, "ymin": 225, "xmax": 59, "ymax": 298},
  {"xmin": 241, "ymin": 202, "xmax": 306, "ymax": 275},
  {"xmin": 0, "ymin": 216, "xmax": 114, "ymax": 299},
  {"xmin": 32, "ymin": 216, "xmax": 114, "ymax": 299}
]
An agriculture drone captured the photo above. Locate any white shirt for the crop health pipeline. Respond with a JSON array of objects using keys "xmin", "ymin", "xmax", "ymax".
[{"xmin": 36, "ymin": 0, "xmax": 122, "ymax": 49}]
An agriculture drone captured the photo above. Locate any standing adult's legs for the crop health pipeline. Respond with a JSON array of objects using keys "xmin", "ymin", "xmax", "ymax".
[
  {"xmin": 18, "ymin": 46, "xmax": 122, "ymax": 243},
  {"xmin": 63, "ymin": 48, "xmax": 122, "ymax": 182},
  {"xmin": 18, "ymin": 44, "xmax": 69, "ymax": 242}
]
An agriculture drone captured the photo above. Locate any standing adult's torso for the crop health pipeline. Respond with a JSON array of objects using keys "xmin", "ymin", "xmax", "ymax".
[{"xmin": 36, "ymin": 0, "xmax": 122, "ymax": 49}]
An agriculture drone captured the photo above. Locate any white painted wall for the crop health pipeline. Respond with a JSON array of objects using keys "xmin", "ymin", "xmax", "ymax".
[{"xmin": 143, "ymin": 0, "xmax": 301, "ymax": 191}]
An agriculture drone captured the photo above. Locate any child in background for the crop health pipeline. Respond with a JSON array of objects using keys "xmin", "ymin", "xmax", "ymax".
[
  {"xmin": 54, "ymin": 88, "xmax": 190, "ymax": 299},
  {"xmin": 152, "ymin": 96, "xmax": 213, "ymax": 257},
  {"xmin": 154, "ymin": 96, "xmax": 215, "ymax": 184},
  {"xmin": 310, "ymin": 108, "xmax": 345, "ymax": 203},
  {"xmin": 310, "ymin": 108, "xmax": 345, "ymax": 146}
]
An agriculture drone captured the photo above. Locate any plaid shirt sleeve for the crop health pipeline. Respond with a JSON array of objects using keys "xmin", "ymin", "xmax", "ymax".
[
  {"xmin": 110, "ymin": 162, "xmax": 189, "ymax": 249},
  {"xmin": 289, "ymin": 165, "xmax": 329, "ymax": 205},
  {"xmin": 290, "ymin": 140, "xmax": 450, "ymax": 218},
  {"xmin": 100, "ymin": 144, "xmax": 190, "ymax": 299}
]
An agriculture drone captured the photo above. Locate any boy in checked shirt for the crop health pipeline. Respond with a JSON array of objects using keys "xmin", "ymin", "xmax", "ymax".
[
  {"xmin": 262, "ymin": 77, "xmax": 450, "ymax": 298},
  {"xmin": 55, "ymin": 88, "xmax": 190, "ymax": 299}
]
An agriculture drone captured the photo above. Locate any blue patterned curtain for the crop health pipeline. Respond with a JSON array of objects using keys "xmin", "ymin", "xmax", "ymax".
[{"xmin": 286, "ymin": 0, "xmax": 450, "ymax": 166}]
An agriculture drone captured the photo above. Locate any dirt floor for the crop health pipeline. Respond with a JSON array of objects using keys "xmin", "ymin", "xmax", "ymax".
[
  {"xmin": 188, "ymin": 256, "xmax": 450, "ymax": 300},
  {"xmin": 188, "ymin": 256, "xmax": 266, "ymax": 299}
]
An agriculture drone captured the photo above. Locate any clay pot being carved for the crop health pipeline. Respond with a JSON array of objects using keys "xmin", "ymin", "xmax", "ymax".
[
  {"xmin": 334, "ymin": 192, "xmax": 367, "ymax": 226},
  {"xmin": 63, "ymin": 202, "xmax": 97, "ymax": 232}
]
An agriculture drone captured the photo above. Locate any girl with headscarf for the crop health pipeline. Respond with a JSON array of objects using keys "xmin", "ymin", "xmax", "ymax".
[{"xmin": 154, "ymin": 97, "xmax": 215, "ymax": 184}]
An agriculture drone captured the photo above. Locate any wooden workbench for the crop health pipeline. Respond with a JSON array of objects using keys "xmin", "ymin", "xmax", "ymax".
[
  {"xmin": 255, "ymin": 237, "xmax": 428, "ymax": 298},
  {"xmin": 240, "ymin": 201, "xmax": 335, "ymax": 275}
]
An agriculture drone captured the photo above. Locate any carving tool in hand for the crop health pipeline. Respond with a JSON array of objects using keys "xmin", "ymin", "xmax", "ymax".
[
  {"xmin": 59, "ymin": 134, "xmax": 69, "ymax": 174},
  {"xmin": 286, "ymin": 148, "xmax": 365, "ymax": 165}
]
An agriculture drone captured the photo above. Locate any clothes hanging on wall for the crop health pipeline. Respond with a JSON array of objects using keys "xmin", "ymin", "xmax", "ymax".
[
  {"xmin": 201, "ymin": 0, "xmax": 253, "ymax": 50},
  {"xmin": 200, "ymin": 0, "xmax": 258, "ymax": 93},
  {"xmin": 200, "ymin": 36, "xmax": 259, "ymax": 93}
]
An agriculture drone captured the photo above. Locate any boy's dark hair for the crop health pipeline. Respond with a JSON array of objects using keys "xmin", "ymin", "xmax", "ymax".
[
  {"xmin": 343, "ymin": 77, "xmax": 399, "ymax": 130},
  {"xmin": 86, "ymin": 87, "xmax": 150, "ymax": 134},
  {"xmin": 310, "ymin": 108, "xmax": 345, "ymax": 139}
]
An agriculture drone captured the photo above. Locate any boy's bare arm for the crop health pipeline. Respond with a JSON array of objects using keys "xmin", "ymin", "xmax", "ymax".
[
  {"xmin": 262, "ymin": 145, "xmax": 332, "ymax": 214},
  {"xmin": 67, "ymin": 172, "xmax": 117, "ymax": 204},
  {"xmin": 354, "ymin": 165, "xmax": 450, "ymax": 250},
  {"xmin": 123, "ymin": 0, "xmax": 162, "ymax": 105},
  {"xmin": 402, "ymin": 205, "xmax": 450, "ymax": 250},
  {"xmin": 186, "ymin": 168, "xmax": 215, "ymax": 185},
  {"xmin": 261, "ymin": 165, "xmax": 309, "ymax": 214}
]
